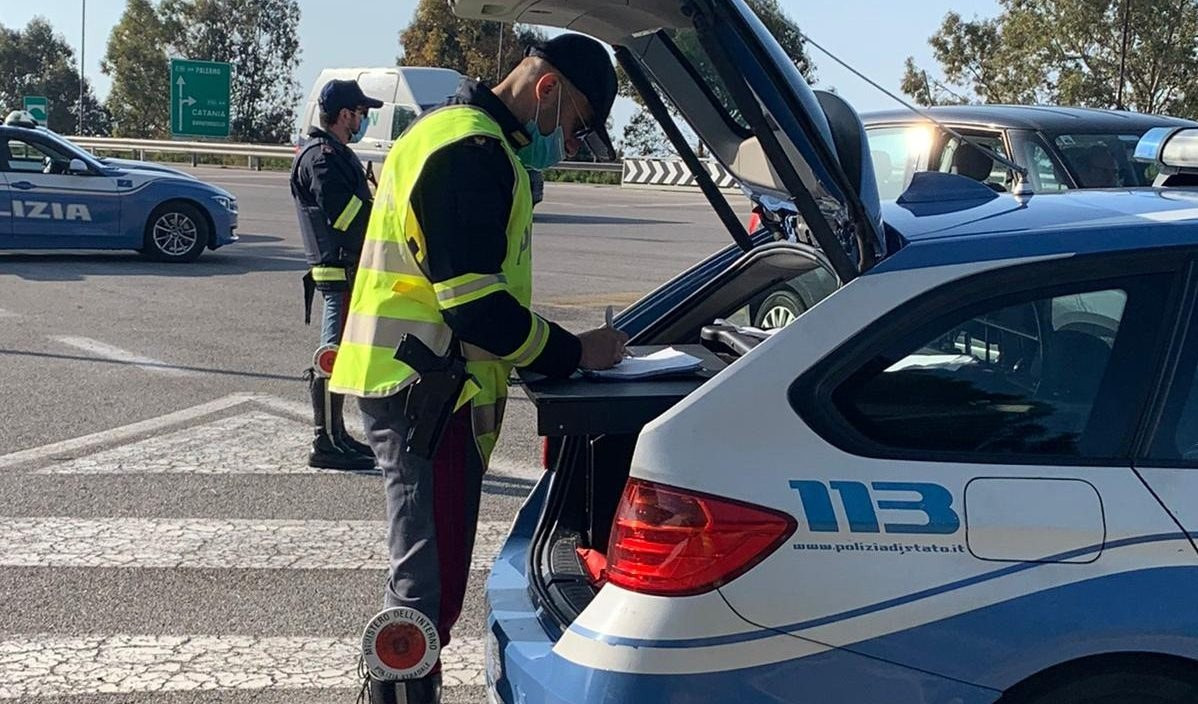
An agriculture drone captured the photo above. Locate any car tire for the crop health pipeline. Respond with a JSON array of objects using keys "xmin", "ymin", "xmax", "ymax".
[
  {"xmin": 142, "ymin": 202, "xmax": 208, "ymax": 262},
  {"xmin": 751, "ymin": 288, "xmax": 805, "ymax": 330},
  {"xmin": 1002, "ymin": 661, "xmax": 1198, "ymax": 704}
]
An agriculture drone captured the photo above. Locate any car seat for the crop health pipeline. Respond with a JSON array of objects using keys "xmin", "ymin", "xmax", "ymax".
[{"xmin": 1037, "ymin": 330, "xmax": 1112, "ymax": 403}]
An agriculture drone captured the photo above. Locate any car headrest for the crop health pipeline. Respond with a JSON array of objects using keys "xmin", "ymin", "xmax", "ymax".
[{"xmin": 953, "ymin": 144, "xmax": 995, "ymax": 183}]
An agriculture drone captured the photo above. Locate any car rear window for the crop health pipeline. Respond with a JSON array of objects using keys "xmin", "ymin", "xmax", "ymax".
[{"xmin": 1053, "ymin": 133, "xmax": 1158, "ymax": 188}]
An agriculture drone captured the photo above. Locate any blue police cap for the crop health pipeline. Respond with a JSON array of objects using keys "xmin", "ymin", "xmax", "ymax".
[{"xmin": 319, "ymin": 79, "xmax": 384, "ymax": 116}]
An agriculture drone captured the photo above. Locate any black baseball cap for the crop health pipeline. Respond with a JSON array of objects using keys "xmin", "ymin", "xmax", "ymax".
[
  {"xmin": 526, "ymin": 33, "xmax": 618, "ymax": 161},
  {"xmin": 319, "ymin": 79, "xmax": 384, "ymax": 116}
]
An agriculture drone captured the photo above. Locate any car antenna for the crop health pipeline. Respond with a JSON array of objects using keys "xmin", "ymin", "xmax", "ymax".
[{"xmin": 799, "ymin": 32, "xmax": 1034, "ymax": 196}]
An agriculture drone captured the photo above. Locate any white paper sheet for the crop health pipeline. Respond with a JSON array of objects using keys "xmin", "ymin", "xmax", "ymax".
[{"xmin": 584, "ymin": 347, "xmax": 703, "ymax": 381}]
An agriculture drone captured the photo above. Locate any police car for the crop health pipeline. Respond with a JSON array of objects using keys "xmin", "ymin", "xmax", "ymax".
[
  {"xmin": 0, "ymin": 111, "xmax": 238, "ymax": 261},
  {"xmin": 448, "ymin": 1, "xmax": 1198, "ymax": 703}
]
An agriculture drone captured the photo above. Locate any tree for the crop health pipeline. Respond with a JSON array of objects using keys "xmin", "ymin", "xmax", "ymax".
[
  {"xmin": 399, "ymin": 0, "xmax": 545, "ymax": 82},
  {"xmin": 160, "ymin": 0, "xmax": 302, "ymax": 143},
  {"xmin": 619, "ymin": 0, "xmax": 815, "ymax": 156},
  {"xmin": 102, "ymin": 0, "xmax": 170, "ymax": 138},
  {"xmin": 620, "ymin": 110, "xmax": 673, "ymax": 157},
  {"xmin": 0, "ymin": 18, "xmax": 109, "ymax": 135},
  {"xmin": 903, "ymin": 0, "xmax": 1198, "ymax": 117}
]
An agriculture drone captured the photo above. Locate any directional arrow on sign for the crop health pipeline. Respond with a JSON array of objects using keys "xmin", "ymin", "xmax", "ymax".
[{"xmin": 176, "ymin": 76, "xmax": 187, "ymax": 132}]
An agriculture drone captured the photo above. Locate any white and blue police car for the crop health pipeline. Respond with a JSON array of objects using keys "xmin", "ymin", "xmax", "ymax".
[
  {"xmin": 0, "ymin": 111, "xmax": 238, "ymax": 261},
  {"xmin": 450, "ymin": 1, "xmax": 1198, "ymax": 703}
]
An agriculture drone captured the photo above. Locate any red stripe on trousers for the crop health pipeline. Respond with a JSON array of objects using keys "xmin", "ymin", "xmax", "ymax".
[{"xmin": 432, "ymin": 409, "xmax": 472, "ymax": 659}]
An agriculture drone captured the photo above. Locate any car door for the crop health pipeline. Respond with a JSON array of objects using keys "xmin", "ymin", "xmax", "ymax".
[
  {"xmin": 715, "ymin": 251, "xmax": 1196, "ymax": 689},
  {"xmin": 0, "ymin": 168, "xmax": 12, "ymax": 238},
  {"xmin": 3, "ymin": 133, "xmax": 120, "ymax": 244}
]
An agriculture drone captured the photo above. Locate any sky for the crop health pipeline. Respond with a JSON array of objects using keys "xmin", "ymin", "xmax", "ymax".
[{"xmin": 2, "ymin": 0, "xmax": 1000, "ymax": 137}]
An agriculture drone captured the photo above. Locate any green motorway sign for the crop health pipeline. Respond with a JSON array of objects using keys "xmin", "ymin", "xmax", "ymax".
[
  {"xmin": 22, "ymin": 96, "xmax": 48, "ymax": 125},
  {"xmin": 170, "ymin": 59, "xmax": 231, "ymax": 138}
]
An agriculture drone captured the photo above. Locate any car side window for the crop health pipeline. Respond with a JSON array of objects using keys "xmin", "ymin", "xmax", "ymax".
[
  {"xmin": 3, "ymin": 137, "xmax": 71, "ymax": 173},
  {"xmin": 832, "ymin": 285, "xmax": 1139, "ymax": 458},
  {"xmin": 1147, "ymin": 285, "xmax": 1198, "ymax": 464},
  {"xmin": 391, "ymin": 106, "xmax": 418, "ymax": 140},
  {"xmin": 1027, "ymin": 141, "xmax": 1071, "ymax": 192},
  {"xmin": 935, "ymin": 132, "xmax": 1011, "ymax": 192},
  {"xmin": 865, "ymin": 125, "xmax": 931, "ymax": 201}
]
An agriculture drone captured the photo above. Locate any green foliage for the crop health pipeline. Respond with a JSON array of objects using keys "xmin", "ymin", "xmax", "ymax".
[
  {"xmin": 102, "ymin": 0, "xmax": 170, "ymax": 138},
  {"xmin": 160, "ymin": 0, "xmax": 302, "ymax": 142},
  {"xmin": 0, "ymin": 18, "xmax": 109, "ymax": 135},
  {"xmin": 399, "ymin": 0, "xmax": 545, "ymax": 82},
  {"xmin": 903, "ymin": 0, "xmax": 1198, "ymax": 117},
  {"xmin": 542, "ymin": 168, "xmax": 620, "ymax": 185},
  {"xmin": 620, "ymin": 110, "xmax": 674, "ymax": 158}
]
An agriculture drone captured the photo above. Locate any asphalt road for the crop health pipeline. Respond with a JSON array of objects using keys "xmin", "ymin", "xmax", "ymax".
[{"xmin": 0, "ymin": 168, "xmax": 742, "ymax": 703}]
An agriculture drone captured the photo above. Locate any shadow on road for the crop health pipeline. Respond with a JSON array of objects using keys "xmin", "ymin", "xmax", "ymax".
[
  {"xmin": 0, "ymin": 233, "xmax": 306, "ymax": 281},
  {"xmin": 0, "ymin": 348, "xmax": 301, "ymax": 382},
  {"xmin": 533, "ymin": 212, "xmax": 681, "ymax": 226}
]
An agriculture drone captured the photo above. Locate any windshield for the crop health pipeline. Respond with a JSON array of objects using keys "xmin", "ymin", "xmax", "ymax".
[{"xmin": 1052, "ymin": 133, "xmax": 1158, "ymax": 188}]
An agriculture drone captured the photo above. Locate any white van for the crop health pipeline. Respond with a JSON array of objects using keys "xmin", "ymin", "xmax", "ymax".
[{"xmin": 297, "ymin": 66, "xmax": 463, "ymax": 167}]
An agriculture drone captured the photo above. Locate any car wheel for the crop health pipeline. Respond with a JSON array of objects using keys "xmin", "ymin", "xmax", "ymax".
[
  {"xmin": 1003, "ymin": 662, "xmax": 1198, "ymax": 704},
  {"xmin": 142, "ymin": 203, "xmax": 208, "ymax": 262},
  {"xmin": 751, "ymin": 288, "xmax": 805, "ymax": 330}
]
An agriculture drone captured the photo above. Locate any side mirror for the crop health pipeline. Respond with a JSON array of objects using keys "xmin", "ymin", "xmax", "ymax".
[{"xmin": 68, "ymin": 158, "xmax": 90, "ymax": 175}]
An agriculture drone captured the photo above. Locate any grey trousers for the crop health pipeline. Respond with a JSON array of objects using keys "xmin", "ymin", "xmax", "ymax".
[{"xmin": 359, "ymin": 393, "xmax": 486, "ymax": 652}]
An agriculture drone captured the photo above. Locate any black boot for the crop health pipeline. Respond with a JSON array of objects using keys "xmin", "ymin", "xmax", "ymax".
[
  {"xmin": 305, "ymin": 369, "xmax": 375, "ymax": 471},
  {"xmin": 368, "ymin": 673, "xmax": 441, "ymax": 704},
  {"xmin": 330, "ymin": 390, "xmax": 376, "ymax": 458}
]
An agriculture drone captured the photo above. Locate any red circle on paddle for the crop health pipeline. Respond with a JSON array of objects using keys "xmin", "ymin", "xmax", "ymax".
[
  {"xmin": 375, "ymin": 622, "xmax": 427, "ymax": 671},
  {"xmin": 315, "ymin": 347, "xmax": 337, "ymax": 376}
]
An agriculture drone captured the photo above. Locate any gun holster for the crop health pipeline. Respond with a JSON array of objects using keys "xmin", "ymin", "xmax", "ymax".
[{"xmin": 395, "ymin": 334, "xmax": 469, "ymax": 460}]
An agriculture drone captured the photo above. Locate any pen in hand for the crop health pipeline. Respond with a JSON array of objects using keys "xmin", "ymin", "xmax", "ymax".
[{"xmin": 605, "ymin": 305, "xmax": 632, "ymax": 360}]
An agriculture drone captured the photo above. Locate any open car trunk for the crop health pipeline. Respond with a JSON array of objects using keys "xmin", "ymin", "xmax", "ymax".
[
  {"xmin": 531, "ymin": 243, "xmax": 836, "ymax": 623},
  {"xmin": 451, "ymin": 0, "xmax": 887, "ymax": 630}
]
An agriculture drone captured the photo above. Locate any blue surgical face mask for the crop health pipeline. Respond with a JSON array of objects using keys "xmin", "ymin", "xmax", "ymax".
[
  {"xmin": 517, "ymin": 89, "xmax": 565, "ymax": 170},
  {"xmin": 350, "ymin": 111, "xmax": 369, "ymax": 143}
]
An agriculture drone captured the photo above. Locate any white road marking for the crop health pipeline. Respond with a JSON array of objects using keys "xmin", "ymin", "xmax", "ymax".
[
  {"xmin": 0, "ymin": 634, "xmax": 483, "ymax": 698},
  {"xmin": 0, "ymin": 517, "xmax": 507, "ymax": 571},
  {"xmin": 51, "ymin": 336, "xmax": 198, "ymax": 377},
  {"xmin": 0, "ymin": 393, "xmax": 254, "ymax": 471},
  {"xmin": 35, "ymin": 411, "xmax": 319, "ymax": 475}
]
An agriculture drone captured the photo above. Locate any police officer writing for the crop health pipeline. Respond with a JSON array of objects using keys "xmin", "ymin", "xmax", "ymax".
[
  {"xmin": 290, "ymin": 80, "xmax": 381, "ymax": 471},
  {"xmin": 329, "ymin": 34, "xmax": 625, "ymax": 703}
]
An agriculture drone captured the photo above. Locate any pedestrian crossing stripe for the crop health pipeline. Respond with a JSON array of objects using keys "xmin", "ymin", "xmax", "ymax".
[
  {"xmin": 0, "ymin": 517, "xmax": 508, "ymax": 572},
  {"xmin": 0, "ymin": 634, "xmax": 483, "ymax": 698}
]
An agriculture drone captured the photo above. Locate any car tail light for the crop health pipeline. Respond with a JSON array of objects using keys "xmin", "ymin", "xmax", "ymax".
[
  {"xmin": 541, "ymin": 437, "xmax": 551, "ymax": 470},
  {"xmin": 747, "ymin": 210, "xmax": 762, "ymax": 233},
  {"xmin": 606, "ymin": 479, "xmax": 796, "ymax": 596}
]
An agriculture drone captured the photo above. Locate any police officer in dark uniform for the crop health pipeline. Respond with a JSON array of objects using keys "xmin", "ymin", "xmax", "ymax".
[{"xmin": 291, "ymin": 79, "xmax": 382, "ymax": 471}]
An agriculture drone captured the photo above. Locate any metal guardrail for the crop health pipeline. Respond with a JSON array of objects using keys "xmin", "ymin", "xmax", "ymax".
[{"xmin": 67, "ymin": 136, "xmax": 623, "ymax": 173}]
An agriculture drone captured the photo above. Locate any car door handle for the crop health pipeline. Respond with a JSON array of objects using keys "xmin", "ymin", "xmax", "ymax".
[{"xmin": 10, "ymin": 181, "xmax": 35, "ymax": 190}]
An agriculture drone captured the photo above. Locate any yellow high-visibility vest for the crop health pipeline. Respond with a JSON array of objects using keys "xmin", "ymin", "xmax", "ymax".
[{"xmin": 329, "ymin": 105, "xmax": 544, "ymax": 463}]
